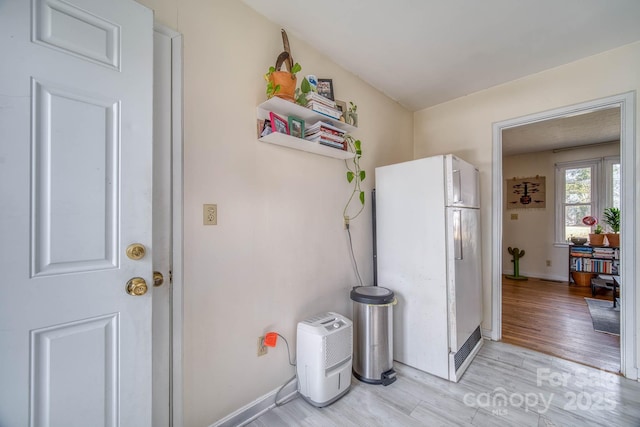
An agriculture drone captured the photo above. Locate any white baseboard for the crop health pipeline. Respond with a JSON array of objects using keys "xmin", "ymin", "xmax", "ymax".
[
  {"xmin": 211, "ymin": 379, "xmax": 298, "ymax": 427},
  {"xmin": 482, "ymin": 328, "xmax": 494, "ymax": 340}
]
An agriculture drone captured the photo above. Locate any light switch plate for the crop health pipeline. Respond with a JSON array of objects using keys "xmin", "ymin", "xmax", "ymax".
[{"xmin": 203, "ymin": 204, "xmax": 217, "ymax": 225}]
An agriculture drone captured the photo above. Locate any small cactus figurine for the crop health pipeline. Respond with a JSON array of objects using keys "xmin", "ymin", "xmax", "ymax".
[{"xmin": 506, "ymin": 247, "xmax": 528, "ymax": 280}]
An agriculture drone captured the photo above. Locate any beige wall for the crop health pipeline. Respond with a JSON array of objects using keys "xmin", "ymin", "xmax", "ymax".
[
  {"xmin": 138, "ymin": 0, "xmax": 413, "ymax": 425},
  {"xmin": 502, "ymin": 144, "xmax": 620, "ymax": 281},
  {"xmin": 414, "ymin": 41, "xmax": 640, "ymax": 339}
]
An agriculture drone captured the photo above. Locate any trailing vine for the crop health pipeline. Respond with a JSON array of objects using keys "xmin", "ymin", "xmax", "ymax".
[{"xmin": 343, "ymin": 135, "xmax": 366, "ymax": 221}]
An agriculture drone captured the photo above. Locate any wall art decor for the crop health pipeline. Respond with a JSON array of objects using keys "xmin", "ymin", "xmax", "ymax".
[{"xmin": 506, "ymin": 176, "xmax": 546, "ymax": 209}]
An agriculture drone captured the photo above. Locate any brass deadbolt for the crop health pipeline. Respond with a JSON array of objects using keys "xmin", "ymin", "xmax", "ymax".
[{"xmin": 126, "ymin": 243, "xmax": 146, "ymax": 260}]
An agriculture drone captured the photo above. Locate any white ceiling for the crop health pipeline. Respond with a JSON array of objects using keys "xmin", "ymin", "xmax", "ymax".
[
  {"xmin": 502, "ymin": 107, "xmax": 620, "ymax": 156},
  {"xmin": 243, "ymin": 0, "xmax": 640, "ymax": 112}
]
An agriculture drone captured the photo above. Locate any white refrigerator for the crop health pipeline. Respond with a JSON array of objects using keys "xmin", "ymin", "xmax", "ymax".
[{"xmin": 375, "ymin": 154, "xmax": 483, "ymax": 382}]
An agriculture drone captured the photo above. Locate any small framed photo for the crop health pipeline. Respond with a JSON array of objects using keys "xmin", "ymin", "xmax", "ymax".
[
  {"xmin": 317, "ymin": 78, "xmax": 334, "ymax": 101},
  {"xmin": 335, "ymin": 100, "xmax": 347, "ymax": 120},
  {"xmin": 269, "ymin": 112, "xmax": 289, "ymax": 134},
  {"xmin": 288, "ymin": 116, "xmax": 305, "ymax": 138},
  {"xmin": 260, "ymin": 119, "xmax": 272, "ymax": 137}
]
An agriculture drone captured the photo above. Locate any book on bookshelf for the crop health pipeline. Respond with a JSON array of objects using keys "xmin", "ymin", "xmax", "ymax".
[
  {"xmin": 317, "ymin": 139, "xmax": 346, "ymax": 150},
  {"xmin": 306, "ymin": 132, "xmax": 345, "ymax": 144},
  {"xmin": 306, "ymin": 120, "xmax": 346, "ymax": 135},
  {"xmin": 305, "ymin": 134, "xmax": 345, "ymax": 147},
  {"xmin": 305, "ymin": 92, "xmax": 337, "ymax": 108},
  {"xmin": 307, "ymin": 102, "xmax": 342, "ymax": 120}
]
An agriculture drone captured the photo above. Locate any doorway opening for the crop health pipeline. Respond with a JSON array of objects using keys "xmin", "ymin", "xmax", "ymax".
[{"xmin": 491, "ymin": 93, "xmax": 637, "ymax": 379}]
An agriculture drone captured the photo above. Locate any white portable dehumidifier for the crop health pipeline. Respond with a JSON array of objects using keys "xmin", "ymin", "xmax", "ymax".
[{"xmin": 296, "ymin": 312, "xmax": 352, "ymax": 407}]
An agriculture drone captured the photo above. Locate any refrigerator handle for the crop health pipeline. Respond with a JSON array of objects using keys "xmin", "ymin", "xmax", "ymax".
[
  {"xmin": 453, "ymin": 169, "xmax": 462, "ymax": 204},
  {"xmin": 454, "ymin": 209, "xmax": 463, "ymax": 260}
]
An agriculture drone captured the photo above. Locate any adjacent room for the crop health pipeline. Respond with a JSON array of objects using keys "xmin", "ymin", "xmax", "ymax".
[
  {"xmin": 2, "ymin": 1, "xmax": 640, "ymax": 427},
  {"xmin": 500, "ymin": 108, "xmax": 622, "ymax": 373}
]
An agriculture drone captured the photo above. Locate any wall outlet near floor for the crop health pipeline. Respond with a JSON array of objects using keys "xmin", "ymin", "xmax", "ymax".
[
  {"xmin": 257, "ymin": 336, "xmax": 268, "ymax": 356},
  {"xmin": 203, "ymin": 204, "xmax": 217, "ymax": 225},
  {"xmin": 510, "ymin": 213, "xmax": 518, "ymax": 220},
  {"xmin": 546, "ymin": 260, "xmax": 552, "ymax": 267}
]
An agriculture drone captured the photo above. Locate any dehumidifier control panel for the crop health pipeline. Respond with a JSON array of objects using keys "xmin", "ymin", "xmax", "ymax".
[{"xmin": 321, "ymin": 318, "xmax": 346, "ymax": 331}]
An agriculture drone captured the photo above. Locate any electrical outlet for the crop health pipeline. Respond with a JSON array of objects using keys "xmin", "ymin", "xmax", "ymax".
[
  {"xmin": 511, "ymin": 213, "xmax": 518, "ymax": 220},
  {"xmin": 546, "ymin": 260, "xmax": 552, "ymax": 267},
  {"xmin": 257, "ymin": 336, "xmax": 268, "ymax": 357},
  {"xmin": 203, "ymin": 204, "xmax": 217, "ymax": 225}
]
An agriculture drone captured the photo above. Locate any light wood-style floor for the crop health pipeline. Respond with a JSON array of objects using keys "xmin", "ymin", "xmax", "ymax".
[
  {"xmin": 248, "ymin": 340, "xmax": 640, "ymax": 426},
  {"xmin": 502, "ymin": 276, "xmax": 620, "ymax": 373}
]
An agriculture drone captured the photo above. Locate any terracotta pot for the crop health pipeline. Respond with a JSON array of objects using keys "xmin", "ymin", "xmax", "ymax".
[
  {"xmin": 605, "ymin": 233, "xmax": 620, "ymax": 247},
  {"xmin": 588, "ymin": 233, "xmax": 605, "ymax": 246},
  {"xmin": 269, "ymin": 71, "xmax": 296, "ymax": 102}
]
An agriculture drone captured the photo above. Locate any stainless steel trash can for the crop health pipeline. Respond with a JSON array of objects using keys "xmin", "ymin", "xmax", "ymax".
[{"xmin": 350, "ymin": 286, "xmax": 397, "ymax": 385}]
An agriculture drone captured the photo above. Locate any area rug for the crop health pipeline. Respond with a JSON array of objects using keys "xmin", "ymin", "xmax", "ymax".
[{"xmin": 584, "ymin": 297, "xmax": 620, "ymax": 335}]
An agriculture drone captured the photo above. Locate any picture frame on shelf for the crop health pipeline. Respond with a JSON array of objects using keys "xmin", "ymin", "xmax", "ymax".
[
  {"xmin": 269, "ymin": 112, "xmax": 289, "ymax": 134},
  {"xmin": 260, "ymin": 119, "xmax": 272, "ymax": 137},
  {"xmin": 335, "ymin": 100, "xmax": 347, "ymax": 121},
  {"xmin": 288, "ymin": 116, "xmax": 305, "ymax": 139},
  {"xmin": 257, "ymin": 119, "xmax": 265, "ymax": 138},
  {"xmin": 317, "ymin": 78, "xmax": 334, "ymax": 101}
]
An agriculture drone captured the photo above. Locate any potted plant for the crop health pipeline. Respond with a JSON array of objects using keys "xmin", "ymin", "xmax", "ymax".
[
  {"xmin": 346, "ymin": 101, "xmax": 358, "ymax": 127},
  {"xmin": 343, "ymin": 135, "xmax": 365, "ymax": 224},
  {"xmin": 265, "ymin": 54, "xmax": 301, "ymax": 102},
  {"xmin": 583, "ymin": 215, "xmax": 605, "ymax": 246},
  {"xmin": 589, "ymin": 223, "xmax": 605, "ymax": 246},
  {"xmin": 264, "ymin": 29, "xmax": 301, "ymax": 102},
  {"xmin": 603, "ymin": 207, "xmax": 620, "ymax": 247}
]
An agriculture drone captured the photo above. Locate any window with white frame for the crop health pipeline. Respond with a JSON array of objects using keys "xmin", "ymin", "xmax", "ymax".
[{"xmin": 555, "ymin": 156, "xmax": 620, "ymax": 243}]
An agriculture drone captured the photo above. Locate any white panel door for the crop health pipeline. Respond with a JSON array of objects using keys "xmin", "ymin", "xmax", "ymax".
[{"xmin": 0, "ymin": 1, "xmax": 153, "ymax": 426}]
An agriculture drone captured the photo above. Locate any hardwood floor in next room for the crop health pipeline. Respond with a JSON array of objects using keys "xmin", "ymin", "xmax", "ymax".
[{"xmin": 502, "ymin": 275, "xmax": 620, "ymax": 373}]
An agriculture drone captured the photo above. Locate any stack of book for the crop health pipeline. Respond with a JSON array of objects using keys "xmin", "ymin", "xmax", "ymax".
[
  {"xmin": 592, "ymin": 247, "xmax": 617, "ymax": 259},
  {"xmin": 305, "ymin": 120, "xmax": 346, "ymax": 150},
  {"xmin": 305, "ymin": 93, "xmax": 342, "ymax": 120},
  {"xmin": 569, "ymin": 245, "xmax": 593, "ymax": 258}
]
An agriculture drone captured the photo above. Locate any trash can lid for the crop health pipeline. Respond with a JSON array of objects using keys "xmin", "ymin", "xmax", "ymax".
[{"xmin": 350, "ymin": 286, "xmax": 395, "ymax": 304}]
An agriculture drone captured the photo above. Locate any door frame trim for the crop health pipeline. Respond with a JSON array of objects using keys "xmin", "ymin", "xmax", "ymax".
[
  {"xmin": 491, "ymin": 92, "xmax": 637, "ymax": 379},
  {"xmin": 154, "ymin": 23, "xmax": 184, "ymax": 427}
]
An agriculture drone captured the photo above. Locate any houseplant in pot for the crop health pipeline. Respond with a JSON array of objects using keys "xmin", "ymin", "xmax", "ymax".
[
  {"xmin": 603, "ymin": 207, "xmax": 620, "ymax": 247},
  {"xmin": 265, "ymin": 53, "xmax": 301, "ymax": 102},
  {"xmin": 589, "ymin": 223, "xmax": 605, "ymax": 246},
  {"xmin": 264, "ymin": 29, "xmax": 301, "ymax": 102},
  {"xmin": 583, "ymin": 215, "xmax": 605, "ymax": 246}
]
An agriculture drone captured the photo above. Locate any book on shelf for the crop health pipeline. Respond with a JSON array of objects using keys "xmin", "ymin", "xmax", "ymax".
[
  {"xmin": 306, "ymin": 120, "xmax": 346, "ymax": 136},
  {"xmin": 307, "ymin": 102, "xmax": 342, "ymax": 120},
  {"xmin": 317, "ymin": 139, "xmax": 346, "ymax": 150},
  {"xmin": 573, "ymin": 258, "xmax": 614, "ymax": 274},
  {"xmin": 305, "ymin": 92, "xmax": 337, "ymax": 108},
  {"xmin": 305, "ymin": 134, "xmax": 346, "ymax": 149}
]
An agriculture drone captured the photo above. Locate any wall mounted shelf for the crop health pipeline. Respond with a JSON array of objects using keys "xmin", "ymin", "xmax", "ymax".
[{"xmin": 257, "ymin": 97, "xmax": 356, "ymax": 160}]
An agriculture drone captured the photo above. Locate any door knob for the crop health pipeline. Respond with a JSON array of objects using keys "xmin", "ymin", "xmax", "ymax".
[
  {"xmin": 153, "ymin": 271, "xmax": 164, "ymax": 287},
  {"xmin": 126, "ymin": 243, "xmax": 146, "ymax": 260},
  {"xmin": 126, "ymin": 277, "xmax": 148, "ymax": 296}
]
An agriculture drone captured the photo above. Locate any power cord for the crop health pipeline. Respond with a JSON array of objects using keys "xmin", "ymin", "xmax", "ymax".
[
  {"xmin": 272, "ymin": 333, "xmax": 298, "ymax": 407},
  {"xmin": 345, "ymin": 219, "xmax": 364, "ymax": 287},
  {"xmin": 276, "ymin": 333, "xmax": 295, "ymax": 366}
]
